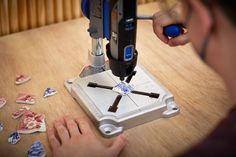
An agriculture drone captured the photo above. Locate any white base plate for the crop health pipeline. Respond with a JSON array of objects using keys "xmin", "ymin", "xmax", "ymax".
[{"xmin": 65, "ymin": 65, "xmax": 180, "ymax": 137}]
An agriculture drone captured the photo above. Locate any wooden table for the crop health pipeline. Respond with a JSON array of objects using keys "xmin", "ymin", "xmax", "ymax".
[{"xmin": 0, "ymin": 2, "xmax": 233, "ymax": 157}]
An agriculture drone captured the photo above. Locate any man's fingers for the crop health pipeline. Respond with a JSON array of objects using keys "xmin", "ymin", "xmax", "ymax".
[
  {"xmin": 152, "ymin": 10, "xmax": 187, "ymax": 45},
  {"xmin": 75, "ymin": 117, "xmax": 93, "ymax": 135},
  {"xmin": 109, "ymin": 134, "xmax": 127, "ymax": 157},
  {"xmin": 47, "ymin": 127, "xmax": 60, "ymax": 151},
  {"xmin": 54, "ymin": 120, "xmax": 70, "ymax": 143},
  {"xmin": 64, "ymin": 115, "xmax": 81, "ymax": 137},
  {"xmin": 153, "ymin": 12, "xmax": 176, "ymax": 44},
  {"xmin": 168, "ymin": 33, "xmax": 189, "ymax": 46},
  {"xmin": 153, "ymin": 22, "xmax": 169, "ymax": 44}
]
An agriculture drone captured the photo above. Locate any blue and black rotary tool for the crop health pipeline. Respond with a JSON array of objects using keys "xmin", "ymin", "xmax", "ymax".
[{"xmin": 81, "ymin": 0, "xmax": 182, "ymax": 81}]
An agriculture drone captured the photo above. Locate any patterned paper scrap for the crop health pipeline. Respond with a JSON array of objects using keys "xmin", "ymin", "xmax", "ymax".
[
  {"xmin": 12, "ymin": 106, "xmax": 30, "ymax": 119},
  {"xmin": 28, "ymin": 141, "xmax": 46, "ymax": 157},
  {"xmin": 112, "ymin": 82, "xmax": 134, "ymax": 95},
  {"xmin": 0, "ymin": 97, "xmax": 7, "ymax": 109},
  {"xmin": 17, "ymin": 110, "xmax": 46, "ymax": 134},
  {"xmin": 16, "ymin": 93, "xmax": 35, "ymax": 105},
  {"xmin": 43, "ymin": 88, "xmax": 57, "ymax": 98},
  {"xmin": 8, "ymin": 132, "xmax": 21, "ymax": 144},
  {"xmin": 15, "ymin": 74, "xmax": 31, "ymax": 85}
]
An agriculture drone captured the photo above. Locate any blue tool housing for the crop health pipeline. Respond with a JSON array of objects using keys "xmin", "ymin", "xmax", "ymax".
[
  {"xmin": 81, "ymin": 0, "xmax": 90, "ymax": 19},
  {"xmin": 103, "ymin": 0, "xmax": 110, "ymax": 40}
]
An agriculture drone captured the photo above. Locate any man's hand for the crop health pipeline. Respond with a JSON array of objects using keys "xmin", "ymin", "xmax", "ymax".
[
  {"xmin": 152, "ymin": 10, "xmax": 189, "ymax": 46},
  {"xmin": 47, "ymin": 115, "xmax": 127, "ymax": 157}
]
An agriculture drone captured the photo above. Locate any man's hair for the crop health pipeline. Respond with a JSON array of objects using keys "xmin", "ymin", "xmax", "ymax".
[{"xmin": 202, "ymin": 0, "xmax": 236, "ymax": 26}]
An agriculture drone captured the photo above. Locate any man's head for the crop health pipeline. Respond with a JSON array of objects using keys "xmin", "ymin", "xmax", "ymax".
[
  {"xmin": 181, "ymin": 0, "xmax": 235, "ymax": 59},
  {"xmin": 181, "ymin": 0, "xmax": 236, "ymax": 101},
  {"xmin": 155, "ymin": 0, "xmax": 236, "ymax": 100}
]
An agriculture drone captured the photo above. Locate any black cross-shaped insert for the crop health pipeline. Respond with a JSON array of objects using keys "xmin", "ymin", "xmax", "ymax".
[{"xmin": 87, "ymin": 71, "xmax": 160, "ymax": 113}]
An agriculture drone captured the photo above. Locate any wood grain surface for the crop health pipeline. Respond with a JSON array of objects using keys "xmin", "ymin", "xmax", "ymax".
[{"xmin": 0, "ymin": 2, "xmax": 234, "ymax": 157}]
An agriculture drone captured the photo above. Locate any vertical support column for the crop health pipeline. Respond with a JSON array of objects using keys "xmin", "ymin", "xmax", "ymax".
[
  {"xmin": 92, "ymin": 38, "xmax": 103, "ymax": 56},
  {"xmin": 89, "ymin": 38, "xmax": 105, "ymax": 68}
]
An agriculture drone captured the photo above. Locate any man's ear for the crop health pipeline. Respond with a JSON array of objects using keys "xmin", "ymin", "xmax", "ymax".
[{"xmin": 189, "ymin": 0, "xmax": 213, "ymax": 35}]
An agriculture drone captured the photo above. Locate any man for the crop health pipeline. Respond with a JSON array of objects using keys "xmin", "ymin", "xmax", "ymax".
[{"xmin": 47, "ymin": 0, "xmax": 236, "ymax": 156}]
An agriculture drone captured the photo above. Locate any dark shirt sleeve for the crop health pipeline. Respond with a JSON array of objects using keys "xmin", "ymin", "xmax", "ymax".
[{"xmin": 178, "ymin": 107, "xmax": 236, "ymax": 157}]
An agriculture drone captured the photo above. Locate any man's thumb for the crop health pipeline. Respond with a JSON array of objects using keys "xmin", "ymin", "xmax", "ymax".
[{"xmin": 109, "ymin": 134, "xmax": 127, "ymax": 157}]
